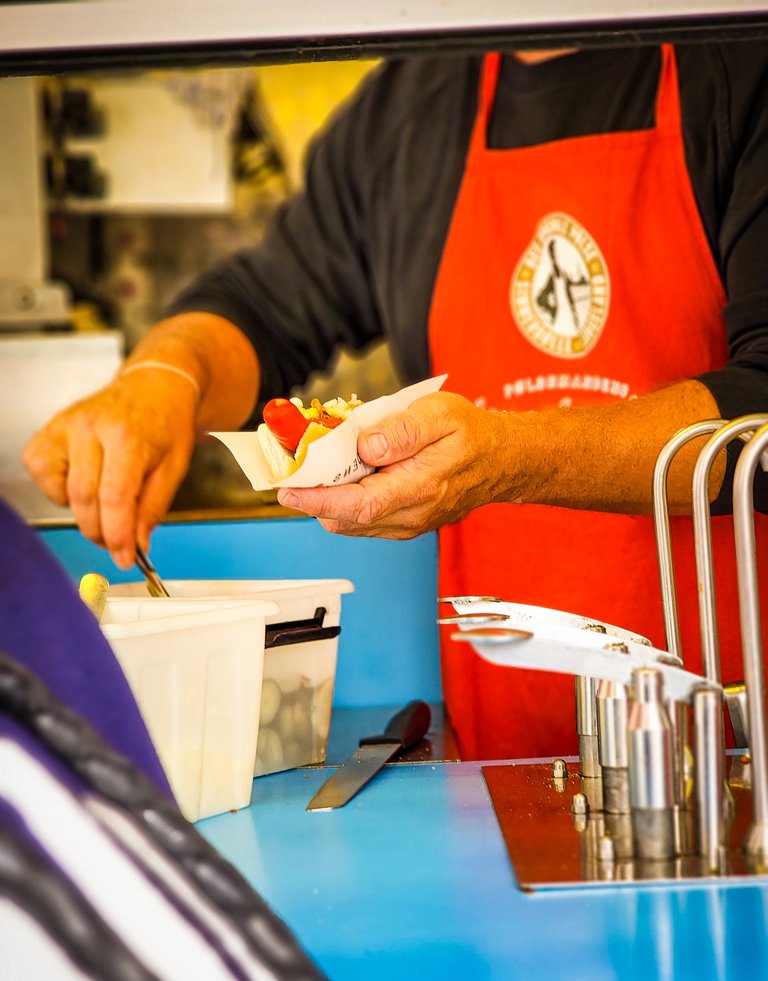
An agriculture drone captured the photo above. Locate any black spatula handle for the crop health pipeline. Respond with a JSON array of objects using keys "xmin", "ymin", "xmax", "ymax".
[{"xmin": 359, "ymin": 700, "xmax": 432, "ymax": 751}]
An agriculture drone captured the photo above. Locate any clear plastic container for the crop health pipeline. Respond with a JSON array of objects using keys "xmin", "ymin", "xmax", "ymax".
[
  {"xmin": 101, "ymin": 597, "xmax": 278, "ymax": 821},
  {"xmin": 108, "ymin": 579, "xmax": 354, "ymax": 778}
]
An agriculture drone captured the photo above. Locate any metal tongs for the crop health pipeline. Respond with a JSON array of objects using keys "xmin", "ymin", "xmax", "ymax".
[{"xmin": 134, "ymin": 544, "xmax": 170, "ymax": 598}]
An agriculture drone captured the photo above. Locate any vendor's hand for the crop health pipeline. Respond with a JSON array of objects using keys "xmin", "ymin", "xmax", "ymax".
[
  {"xmin": 23, "ymin": 372, "xmax": 197, "ymax": 568},
  {"xmin": 276, "ymin": 392, "xmax": 511, "ymax": 539}
]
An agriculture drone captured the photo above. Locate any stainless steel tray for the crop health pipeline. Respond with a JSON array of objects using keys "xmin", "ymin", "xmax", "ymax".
[{"xmin": 483, "ymin": 757, "xmax": 764, "ymax": 891}]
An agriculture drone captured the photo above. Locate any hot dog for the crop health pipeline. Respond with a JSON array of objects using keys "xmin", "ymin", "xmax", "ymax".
[{"xmin": 257, "ymin": 393, "xmax": 363, "ymax": 481}]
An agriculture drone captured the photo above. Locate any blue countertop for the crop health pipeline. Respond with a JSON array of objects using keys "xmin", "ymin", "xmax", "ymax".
[
  {"xmin": 198, "ymin": 755, "xmax": 768, "ymax": 981},
  {"xmin": 37, "ymin": 520, "xmax": 768, "ymax": 979}
]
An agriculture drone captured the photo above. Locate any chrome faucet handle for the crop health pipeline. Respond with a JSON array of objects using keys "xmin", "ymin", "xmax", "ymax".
[
  {"xmin": 733, "ymin": 421, "xmax": 768, "ymax": 863},
  {"xmin": 692, "ymin": 415, "xmax": 768, "ymax": 684},
  {"xmin": 652, "ymin": 420, "xmax": 727, "ymax": 663}
]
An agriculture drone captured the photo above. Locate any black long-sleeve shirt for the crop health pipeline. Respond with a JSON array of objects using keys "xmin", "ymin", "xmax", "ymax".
[{"xmin": 170, "ymin": 42, "xmax": 768, "ymax": 508}]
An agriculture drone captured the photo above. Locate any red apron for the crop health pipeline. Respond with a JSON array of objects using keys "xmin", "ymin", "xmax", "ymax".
[{"xmin": 429, "ymin": 47, "xmax": 766, "ymax": 760}]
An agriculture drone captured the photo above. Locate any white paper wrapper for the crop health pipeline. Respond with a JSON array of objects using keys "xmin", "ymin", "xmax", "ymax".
[
  {"xmin": 210, "ymin": 374, "xmax": 448, "ymax": 491},
  {"xmin": 454, "ymin": 627, "xmax": 710, "ymax": 703}
]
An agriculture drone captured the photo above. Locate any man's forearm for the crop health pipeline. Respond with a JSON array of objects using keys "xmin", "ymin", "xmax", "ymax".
[
  {"xmin": 500, "ymin": 379, "xmax": 726, "ymax": 515},
  {"xmin": 121, "ymin": 312, "xmax": 260, "ymax": 435}
]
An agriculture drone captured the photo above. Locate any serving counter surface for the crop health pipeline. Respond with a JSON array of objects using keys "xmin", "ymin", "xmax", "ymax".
[
  {"xmin": 39, "ymin": 519, "xmax": 768, "ymax": 979},
  {"xmin": 198, "ymin": 707, "xmax": 768, "ymax": 981}
]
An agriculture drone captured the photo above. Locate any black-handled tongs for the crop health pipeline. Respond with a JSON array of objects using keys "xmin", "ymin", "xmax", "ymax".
[{"xmin": 134, "ymin": 545, "xmax": 170, "ymax": 598}]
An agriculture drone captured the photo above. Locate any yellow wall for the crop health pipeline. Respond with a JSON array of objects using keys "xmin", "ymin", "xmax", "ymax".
[{"xmin": 255, "ymin": 60, "xmax": 379, "ymax": 188}]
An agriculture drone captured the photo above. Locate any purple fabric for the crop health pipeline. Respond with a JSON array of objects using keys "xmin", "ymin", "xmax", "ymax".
[{"xmin": 0, "ymin": 500, "xmax": 172, "ymax": 796}]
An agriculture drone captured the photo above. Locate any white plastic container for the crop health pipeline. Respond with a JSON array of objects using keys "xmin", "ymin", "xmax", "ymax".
[
  {"xmin": 101, "ymin": 597, "xmax": 278, "ymax": 822},
  {"xmin": 108, "ymin": 579, "xmax": 354, "ymax": 778}
]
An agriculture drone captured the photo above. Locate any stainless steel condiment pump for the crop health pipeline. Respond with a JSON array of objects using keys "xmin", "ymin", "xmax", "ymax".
[
  {"xmin": 576, "ymin": 675, "xmax": 601, "ymax": 779},
  {"xmin": 597, "ymin": 678, "xmax": 630, "ymax": 814},
  {"xmin": 628, "ymin": 667, "xmax": 675, "ymax": 861},
  {"xmin": 692, "ymin": 682, "xmax": 726, "ymax": 870}
]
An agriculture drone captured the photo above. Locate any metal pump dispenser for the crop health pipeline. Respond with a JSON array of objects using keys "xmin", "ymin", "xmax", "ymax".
[
  {"xmin": 628, "ymin": 667, "xmax": 675, "ymax": 861},
  {"xmin": 596, "ymin": 677, "xmax": 630, "ymax": 814}
]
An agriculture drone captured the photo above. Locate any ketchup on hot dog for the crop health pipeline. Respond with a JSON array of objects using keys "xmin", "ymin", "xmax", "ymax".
[
  {"xmin": 263, "ymin": 397, "xmax": 349, "ymax": 458},
  {"xmin": 262, "ymin": 399, "xmax": 309, "ymax": 455}
]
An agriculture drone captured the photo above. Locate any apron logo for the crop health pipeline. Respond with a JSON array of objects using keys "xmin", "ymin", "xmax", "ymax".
[{"xmin": 510, "ymin": 212, "xmax": 610, "ymax": 358}]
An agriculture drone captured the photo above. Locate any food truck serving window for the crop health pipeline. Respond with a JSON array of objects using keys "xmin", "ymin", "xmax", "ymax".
[{"xmin": 1, "ymin": 0, "xmax": 768, "ymax": 75}]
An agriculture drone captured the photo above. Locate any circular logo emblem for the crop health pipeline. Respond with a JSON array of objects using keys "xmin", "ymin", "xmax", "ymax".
[{"xmin": 510, "ymin": 212, "xmax": 610, "ymax": 358}]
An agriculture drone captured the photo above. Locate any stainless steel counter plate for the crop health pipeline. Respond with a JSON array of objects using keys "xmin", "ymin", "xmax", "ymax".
[{"xmin": 483, "ymin": 759, "xmax": 767, "ymax": 891}]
